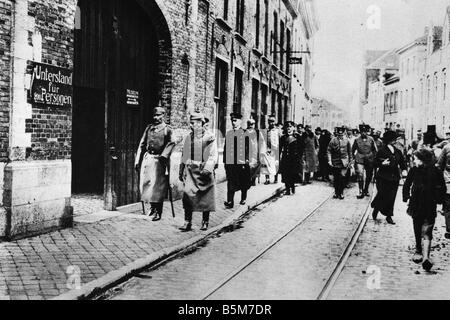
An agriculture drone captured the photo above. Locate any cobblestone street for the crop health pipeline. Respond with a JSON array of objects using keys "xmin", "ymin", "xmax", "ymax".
[
  {"xmin": 102, "ymin": 182, "xmax": 370, "ymax": 300},
  {"xmin": 328, "ymin": 189, "xmax": 450, "ymax": 300},
  {"xmin": 0, "ymin": 181, "xmax": 283, "ymax": 300}
]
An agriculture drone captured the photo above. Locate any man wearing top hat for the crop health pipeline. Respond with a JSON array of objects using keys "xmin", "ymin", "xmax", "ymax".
[
  {"xmin": 135, "ymin": 106, "xmax": 176, "ymax": 221},
  {"xmin": 179, "ymin": 111, "xmax": 218, "ymax": 232},
  {"xmin": 327, "ymin": 126, "xmax": 353, "ymax": 199},
  {"xmin": 223, "ymin": 112, "xmax": 251, "ymax": 209},
  {"xmin": 371, "ymin": 130, "xmax": 407, "ymax": 225},
  {"xmin": 352, "ymin": 124, "xmax": 378, "ymax": 199}
]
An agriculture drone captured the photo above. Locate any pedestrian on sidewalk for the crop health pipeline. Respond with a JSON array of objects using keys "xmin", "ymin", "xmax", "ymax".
[
  {"xmin": 260, "ymin": 115, "xmax": 280, "ymax": 185},
  {"xmin": 246, "ymin": 118, "xmax": 263, "ymax": 187},
  {"xmin": 302, "ymin": 125, "xmax": 319, "ymax": 185},
  {"xmin": 135, "ymin": 106, "xmax": 176, "ymax": 221},
  {"xmin": 371, "ymin": 130, "xmax": 408, "ymax": 225},
  {"xmin": 327, "ymin": 126, "xmax": 353, "ymax": 200},
  {"xmin": 179, "ymin": 111, "xmax": 218, "ymax": 232},
  {"xmin": 437, "ymin": 136, "xmax": 450, "ymax": 240},
  {"xmin": 318, "ymin": 129, "xmax": 332, "ymax": 182},
  {"xmin": 223, "ymin": 112, "xmax": 251, "ymax": 209},
  {"xmin": 403, "ymin": 148, "xmax": 446, "ymax": 271},
  {"xmin": 353, "ymin": 124, "xmax": 378, "ymax": 199},
  {"xmin": 279, "ymin": 121, "xmax": 302, "ymax": 195}
]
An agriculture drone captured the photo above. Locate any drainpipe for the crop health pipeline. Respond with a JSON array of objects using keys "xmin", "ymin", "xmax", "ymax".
[
  {"xmin": 187, "ymin": 0, "xmax": 199, "ymax": 114},
  {"xmin": 204, "ymin": 0, "xmax": 210, "ymax": 109}
]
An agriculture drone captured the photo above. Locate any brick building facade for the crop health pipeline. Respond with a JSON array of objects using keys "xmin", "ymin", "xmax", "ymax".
[{"xmin": 0, "ymin": 0, "xmax": 310, "ymax": 239}]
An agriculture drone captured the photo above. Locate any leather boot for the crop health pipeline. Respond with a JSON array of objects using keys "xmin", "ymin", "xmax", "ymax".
[
  {"xmin": 152, "ymin": 205, "xmax": 162, "ymax": 221},
  {"xmin": 148, "ymin": 207, "xmax": 157, "ymax": 217},
  {"xmin": 179, "ymin": 221, "xmax": 192, "ymax": 232},
  {"xmin": 386, "ymin": 216, "xmax": 395, "ymax": 225},
  {"xmin": 357, "ymin": 189, "xmax": 365, "ymax": 199},
  {"xmin": 201, "ymin": 211, "xmax": 210, "ymax": 231}
]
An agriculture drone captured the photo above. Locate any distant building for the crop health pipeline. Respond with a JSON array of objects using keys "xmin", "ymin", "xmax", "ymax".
[{"xmin": 311, "ymin": 98, "xmax": 346, "ymax": 131}]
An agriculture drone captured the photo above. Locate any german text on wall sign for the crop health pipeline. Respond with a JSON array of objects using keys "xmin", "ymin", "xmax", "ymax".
[
  {"xmin": 126, "ymin": 89, "xmax": 140, "ymax": 106},
  {"xmin": 31, "ymin": 62, "xmax": 73, "ymax": 107}
]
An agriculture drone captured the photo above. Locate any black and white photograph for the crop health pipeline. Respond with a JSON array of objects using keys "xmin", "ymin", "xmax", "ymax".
[{"xmin": 0, "ymin": 0, "xmax": 450, "ymax": 305}]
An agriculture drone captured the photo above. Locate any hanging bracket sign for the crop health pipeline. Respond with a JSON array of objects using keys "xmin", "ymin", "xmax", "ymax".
[
  {"xmin": 126, "ymin": 89, "xmax": 140, "ymax": 106},
  {"xmin": 30, "ymin": 62, "xmax": 73, "ymax": 107}
]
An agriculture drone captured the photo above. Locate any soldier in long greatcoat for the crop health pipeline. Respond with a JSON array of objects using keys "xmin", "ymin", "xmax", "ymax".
[
  {"xmin": 327, "ymin": 126, "xmax": 353, "ymax": 200},
  {"xmin": 179, "ymin": 112, "xmax": 218, "ymax": 232},
  {"xmin": 135, "ymin": 107, "xmax": 176, "ymax": 221},
  {"xmin": 352, "ymin": 124, "xmax": 378, "ymax": 199},
  {"xmin": 279, "ymin": 121, "xmax": 302, "ymax": 195}
]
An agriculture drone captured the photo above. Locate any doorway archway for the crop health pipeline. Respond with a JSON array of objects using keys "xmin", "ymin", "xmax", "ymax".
[{"xmin": 72, "ymin": 0, "xmax": 173, "ymax": 210}]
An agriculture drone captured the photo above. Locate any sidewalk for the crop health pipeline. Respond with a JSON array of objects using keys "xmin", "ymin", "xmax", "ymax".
[{"xmin": 0, "ymin": 181, "xmax": 284, "ymax": 300}]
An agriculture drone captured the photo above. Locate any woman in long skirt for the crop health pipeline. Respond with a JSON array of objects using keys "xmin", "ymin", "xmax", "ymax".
[{"xmin": 371, "ymin": 130, "xmax": 407, "ymax": 225}]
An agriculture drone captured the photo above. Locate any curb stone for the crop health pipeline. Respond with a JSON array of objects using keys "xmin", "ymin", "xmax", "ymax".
[{"xmin": 52, "ymin": 185, "xmax": 285, "ymax": 300}]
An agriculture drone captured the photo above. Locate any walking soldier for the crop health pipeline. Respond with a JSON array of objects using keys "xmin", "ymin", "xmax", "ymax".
[
  {"xmin": 179, "ymin": 112, "xmax": 218, "ymax": 232},
  {"xmin": 279, "ymin": 121, "xmax": 302, "ymax": 195},
  {"xmin": 353, "ymin": 124, "xmax": 378, "ymax": 199},
  {"xmin": 223, "ymin": 113, "xmax": 251, "ymax": 209},
  {"xmin": 327, "ymin": 126, "xmax": 353, "ymax": 200},
  {"xmin": 135, "ymin": 107, "xmax": 176, "ymax": 221}
]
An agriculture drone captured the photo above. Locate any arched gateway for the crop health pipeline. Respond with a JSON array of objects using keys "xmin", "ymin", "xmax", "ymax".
[{"xmin": 72, "ymin": 0, "xmax": 172, "ymax": 210}]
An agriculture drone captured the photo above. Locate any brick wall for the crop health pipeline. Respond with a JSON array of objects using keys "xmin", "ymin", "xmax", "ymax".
[
  {"xmin": 24, "ymin": 0, "xmax": 75, "ymax": 160},
  {"xmin": 0, "ymin": 0, "xmax": 12, "ymax": 161}
]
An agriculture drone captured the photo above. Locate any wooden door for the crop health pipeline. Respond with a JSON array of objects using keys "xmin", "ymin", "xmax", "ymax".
[{"xmin": 74, "ymin": 0, "xmax": 159, "ymax": 209}]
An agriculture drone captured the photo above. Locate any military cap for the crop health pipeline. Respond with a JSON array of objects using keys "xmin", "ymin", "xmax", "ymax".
[
  {"xmin": 315, "ymin": 127, "xmax": 322, "ymax": 132},
  {"xmin": 190, "ymin": 111, "xmax": 205, "ymax": 122},
  {"xmin": 336, "ymin": 127, "xmax": 345, "ymax": 134},
  {"xmin": 230, "ymin": 112, "xmax": 243, "ymax": 119},
  {"xmin": 284, "ymin": 121, "xmax": 296, "ymax": 128},
  {"xmin": 154, "ymin": 107, "xmax": 166, "ymax": 115},
  {"xmin": 359, "ymin": 124, "xmax": 370, "ymax": 132}
]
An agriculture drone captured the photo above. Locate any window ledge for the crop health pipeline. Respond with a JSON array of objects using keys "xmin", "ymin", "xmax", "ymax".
[
  {"xmin": 216, "ymin": 18, "xmax": 232, "ymax": 32},
  {"xmin": 261, "ymin": 56, "xmax": 271, "ymax": 64},
  {"xmin": 252, "ymin": 47, "xmax": 263, "ymax": 58},
  {"xmin": 234, "ymin": 32, "xmax": 247, "ymax": 45}
]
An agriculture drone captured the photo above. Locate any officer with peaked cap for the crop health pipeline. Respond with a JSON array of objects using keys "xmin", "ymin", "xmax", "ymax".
[
  {"xmin": 135, "ymin": 106, "xmax": 176, "ymax": 221},
  {"xmin": 328, "ymin": 126, "xmax": 353, "ymax": 199},
  {"xmin": 352, "ymin": 124, "xmax": 378, "ymax": 199},
  {"xmin": 179, "ymin": 111, "xmax": 218, "ymax": 231},
  {"xmin": 223, "ymin": 112, "xmax": 251, "ymax": 208}
]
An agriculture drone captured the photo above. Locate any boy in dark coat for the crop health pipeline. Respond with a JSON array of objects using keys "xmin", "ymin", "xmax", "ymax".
[{"xmin": 403, "ymin": 148, "xmax": 446, "ymax": 271}]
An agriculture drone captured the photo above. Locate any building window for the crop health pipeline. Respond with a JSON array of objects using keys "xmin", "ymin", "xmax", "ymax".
[
  {"xmin": 261, "ymin": 84, "xmax": 268, "ymax": 129},
  {"xmin": 405, "ymin": 89, "xmax": 408, "ymax": 109},
  {"xmin": 255, "ymin": 0, "xmax": 260, "ymax": 48},
  {"xmin": 395, "ymin": 91, "xmax": 398, "ymax": 111},
  {"xmin": 224, "ymin": 0, "xmax": 229, "ymax": 20},
  {"xmin": 233, "ymin": 68, "xmax": 243, "ymax": 114},
  {"xmin": 411, "ymin": 88, "xmax": 414, "ymax": 108},
  {"xmin": 286, "ymin": 29, "xmax": 291, "ymax": 74},
  {"xmin": 420, "ymin": 79, "xmax": 423, "ymax": 105},
  {"xmin": 214, "ymin": 59, "xmax": 228, "ymax": 146},
  {"xmin": 407, "ymin": 58, "xmax": 410, "ymax": 75},
  {"xmin": 273, "ymin": 11, "xmax": 278, "ymax": 65},
  {"xmin": 427, "ymin": 76, "xmax": 431, "ymax": 104},
  {"xmin": 236, "ymin": 0, "xmax": 245, "ymax": 35},
  {"xmin": 400, "ymin": 91, "xmax": 403, "ymax": 109},
  {"xmin": 434, "ymin": 73, "xmax": 438, "ymax": 104},
  {"xmin": 280, "ymin": 20, "xmax": 285, "ymax": 71},
  {"xmin": 264, "ymin": 0, "xmax": 269, "ymax": 56},
  {"xmin": 444, "ymin": 70, "xmax": 447, "ymax": 100},
  {"xmin": 251, "ymin": 79, "xmax": 259, "ymax": 125}
]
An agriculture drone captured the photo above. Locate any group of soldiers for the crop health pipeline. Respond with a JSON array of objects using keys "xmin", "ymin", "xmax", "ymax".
[{"xmin": 132, "ymin": 106, "xmax": 391, "ymax": 232}]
